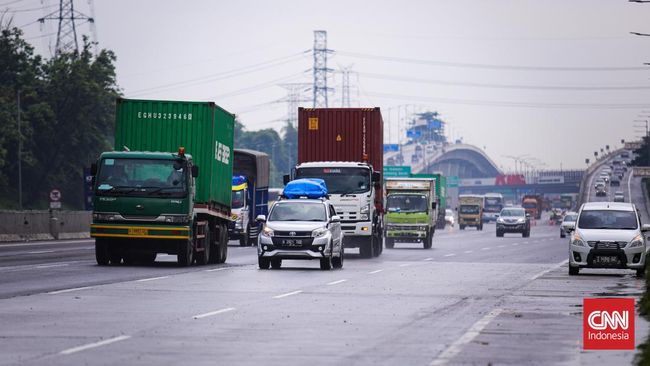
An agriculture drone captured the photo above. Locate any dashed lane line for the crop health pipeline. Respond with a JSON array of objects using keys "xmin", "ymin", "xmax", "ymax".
[
  {"xmin": 193, "ymin": 307, "xmax": 236, "ymax": 320},
  {"xmin": 368, "ymin": 269, "xmax": 384, "ymax": 274},
  {"xmin": 327, "ymin": 279, "xmax": 348, "ymax": 285},
  {"xmin": 60, "ymin": 335, "xmax": 131, "ymax": 355},
  {"xmin": 273, "ymin": 290, "xmax": 302, "ymax": 299},
  {"xmin": 481, "ymin": 247, "xmax": 491, "ymax": 251},
  {"xmin": 443, "ymin": 253, "xmax": 456, "ymax": 257},
  {"xmin": 430, "ymin": 309, "xmax": 503, "ymax": 365},
  {"xmin": 48, "ymin": 286, "xmax": 94, "ymax": 295},
  {"xmin": 464, "ymin": 250, "xmax": 473, "ymax": 254},
  {"xmin": 135, "ymin": 276, "xmax": 170, "ymax": 283},
  {"xmin": 423, "ymin": 257, "xmax": 434, "ymax": 261},
  {"xmin": 36, "ymin": 263, "xmax": 69, "ymax": 269},
  {"xmin": 399, "ymin": 263, "xmax": 412, "ymax": 267},
  {"xmin": 204, "ymin": 267, "xmax": 228, "ymax": 272}
]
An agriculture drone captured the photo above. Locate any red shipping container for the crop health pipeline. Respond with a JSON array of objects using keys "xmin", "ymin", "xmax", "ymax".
[{"xmin": 298, "ymin": 107, "xmax": 384, "ymax": 209}]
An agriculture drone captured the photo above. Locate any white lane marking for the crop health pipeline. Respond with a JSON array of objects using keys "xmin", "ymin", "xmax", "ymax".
[
  {"xmin": 135, "ymin": 276, "xmax": 170, "ymax": 282},
  {"xmin": 530, "ymin": 259, "xmax": 569, "ymax": 280},
  {"xmin": 423, "ymin": 257, "xmax": 434, "ymax": 261},
  {"xmin": 497, "ymin": 245, "xmax": 506, "ymax": 248},
  {"xmin": 28, "ymin": 250, "xmax": 56, "ymax": 254},
  {"xmin": 368, "ymin": 269, "xmax": 384, "ymax": 274},
  {"xmin": 512, "ymin": 243, "xmax": 519, "ymax": 246},
  {"xmin": 464, "ymin": 250, "xmax": 473, "ymax": 254},
  {"xmin": 48, "ymin": 286, "xmax": 94, "ymax": 295},
  {"xmin": 0, "ymin": 239, "xmax": 94, "ymax": 248},
  {"xmin": 327, "ymin": 279, "xmax": 348, "ymax": 285},
  {"xmin": 36, "ymin": 263, "xmax": 69, "ymax": 269},
  {"xmin": 204, "ymin": 267, "xmax": 228, "ymax": 272},
  {"xmin": 273, "ymin": 290, "xmax": 302, "ymax": 299},
  {"xmin": 193, "ymin": 307, "xmax": 236, "ymax": 319},
  {"xmin": 399, "ymin": 263, "xmax": 412, "ymax": 267},
  {"xmin": 430, "ymin": 309, "xmax": 503, "ymax": 366},
  {"xmin": 523, "ymin": 241, "xmax": 529, "ymax": 244},
  {"xmin": 60, "ymin": 335, "xmax": 131, "ymax": 355},
  {"xmin": 443, "ymin": 253, "xmax": 456, "ymax": 257},
  {"xmin": 481, "ymin": 247, "xmax": 491, "ymax": 251}
]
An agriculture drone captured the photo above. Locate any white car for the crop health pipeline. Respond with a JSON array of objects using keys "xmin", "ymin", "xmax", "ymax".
[
  {"xmin": 445, "ymin": 209, "xmax": 455, "ymax": 227},
  {"xmin": 560, "ymin": 212, "xmax": 578, "ymax": 238},
  {"xmin": 567, "ymin": 202, "xmax": 650, "ymax": 277},
  {"xmin": 613, "ymin": 191, "xmax": 625, "ymax": 202}
]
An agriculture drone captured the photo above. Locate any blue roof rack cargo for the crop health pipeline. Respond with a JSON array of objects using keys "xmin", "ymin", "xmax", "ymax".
[{"xmin": 283, "ymin": 178, "xmax": 328, "ymax": 199}]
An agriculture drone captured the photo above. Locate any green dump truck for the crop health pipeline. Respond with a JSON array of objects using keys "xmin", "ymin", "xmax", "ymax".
[
  {"xmin": 411, "ymin": 173, "xmax": 447, "ymax": 229},
  {"xmin": 384, "ymin": 178, "xmax": 438, "ymax": 249},
  {"xmin": 90, "ymin": 98, "xmax": 234, "ymax": 266}
]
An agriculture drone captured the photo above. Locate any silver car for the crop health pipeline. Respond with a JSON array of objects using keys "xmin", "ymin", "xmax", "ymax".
[
  {"xmin": 567, "ymin": 202, "xmax": 650, "ymax": 277},
  {"xmin": 257, "ymin": 198, "xmax": 343, "ymax": 270},
  {"xmin": 560, "ymin": 212, "xmax": 577, "ymax": 238},
  {"xmin": 613, "ymin": 191, "xmax": 625, "ymax": 202}
]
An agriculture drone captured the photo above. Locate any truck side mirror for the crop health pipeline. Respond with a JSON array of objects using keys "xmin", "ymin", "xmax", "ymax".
[
  {"xmin": 191, "ymin": 165, "xmax": 199, "ymax": 178},
  {"xmin": 431, "ymin": 202, "xmax": 437, "ymax": 210},
  {"xmin": 283, "ymin": 174, "xmax": 290, "ymax": 185},
  {"xmin": 372, "ymin": 171, "xmax": 381, "ymax": 183},
  {"xmin": 90, "ymin": 163, "xmax": 97, "ymax": 176}
]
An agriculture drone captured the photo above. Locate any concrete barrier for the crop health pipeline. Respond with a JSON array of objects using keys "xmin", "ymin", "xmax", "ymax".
[{"xmin": 0, "ymin": 210, "xmax": 91, "ymax": 242}]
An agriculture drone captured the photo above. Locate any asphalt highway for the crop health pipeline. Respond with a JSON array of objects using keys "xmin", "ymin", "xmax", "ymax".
[{"xmin": 0, "ymin": 166, "xmax": 648, "ymax": 365}]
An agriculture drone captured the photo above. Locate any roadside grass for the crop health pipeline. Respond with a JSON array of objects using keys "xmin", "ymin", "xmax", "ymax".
[{"xmin": 637, "ymin": 179, "xmax": 650, "ymax": 365}]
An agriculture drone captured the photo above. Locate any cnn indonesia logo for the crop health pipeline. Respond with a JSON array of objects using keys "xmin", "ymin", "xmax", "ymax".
[{"xmin": 583, "ymin": 298, "xmax": 635, "ymax": 350}]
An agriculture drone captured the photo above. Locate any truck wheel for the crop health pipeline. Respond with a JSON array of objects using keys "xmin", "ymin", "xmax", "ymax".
[
  {"xmin": 109, "ymin": 247, "xmax": 122, "ymax": 265},
  {"xmin": 215, "ymin": 224, "xmax": 228, "ymax": 264},
  {"xmin": 423, "ymin": 229, "xmax": 433, "ymax": 249},
  {"xmin": 246, "ymin": 223, "xmax": 255, "ymax": 246},
  {"xmin": 385, "ymin": 238, "xmax": 395, "ymax": 249},
  {"xmin": 177, "ymin": 239, "xmax": 193, "ymax": 267},
  {"xmin": 258, "ymin": 256, "xmax": 270, "ymax": 269},
  {"xmin": 636, "ymin": 267, "xmax": 646, "ymax": 278},
  {"xmin": 239, "ymin": 236, "xmax": 246, "ymax": 247},
  {"xmin": 560, "ymin": 231, "xmax": 566, "ymax": 238},
  {"xmin": 195, "ymin": 227, "xmax": 211, "ymax": 265},
  {"xmin": 478, "ymin": 224, "xmax": 483, "ymax": 231},
  {"xmin": 460, "ymin": 225, "xmax": 465, "ymax": 230},
  {"xmin": 140, "ymin": 252, "xmax": 157, "ymax": 265},
  {"xmin": 373, "ymin": 234, "xmax": 382, "ymax": 257},
  {"xmin": 95, "ymin": 239, "xmax": 109, "ymax": 266},
  {"xmin": 320, "ymin": 256, "xmax": 332, "ymax": 270},
  {"xmin": 359, "ymin": 236, "xmax": 374, "ymax": 258},
  {"xmin": 271, "ymin": 258, "xmax": 282, "ymax": 269}
]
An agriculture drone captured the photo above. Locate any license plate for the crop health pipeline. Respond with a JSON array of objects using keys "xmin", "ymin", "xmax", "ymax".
[
  {"xmin": 128, "ymin": 227, "xmax": 148, "ymax": 236},
  {"xmin": 595, "ymin": 256, "xmax": 619, "ymax": 265},
  {"xmin": 281, "ymin": 239, "xmax": 302, "ymax": 246}
]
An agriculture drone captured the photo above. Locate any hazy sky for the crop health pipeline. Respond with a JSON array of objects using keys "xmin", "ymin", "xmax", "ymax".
[{"xmin": 7, "ymin": 0, "xmax": 650, "ymax": 171}]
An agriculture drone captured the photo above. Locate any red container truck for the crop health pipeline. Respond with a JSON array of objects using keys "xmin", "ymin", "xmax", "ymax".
[{"xmin": 286, "ymin": 107, "xmax": 384, "ymax": 258}]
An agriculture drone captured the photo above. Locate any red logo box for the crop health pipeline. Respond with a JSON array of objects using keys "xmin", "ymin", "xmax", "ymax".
[{"xmin": 583, "ymin": 298, "xmax": 635, "ymax": 350}]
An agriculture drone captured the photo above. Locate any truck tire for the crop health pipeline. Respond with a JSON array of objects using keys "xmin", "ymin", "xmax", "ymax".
[
  {"xmin": 195, "ymin": 227, "xmax": 211, "ymax": 265},
  {"xmin": 246, "ymin": 223, "xmax": 256, "ymax": 246},
  {"xmin": 373, "ymin": 233, "xmax": 382, "ymax": 257},
  {"xmin": 460, "ymin": 225, "xmax": 465, "ymax": 230},
  {"xmin": 258, "ymin": 256, "xmax": 270, "ymax": 269},
  {"xmin": 109, "ymin": 247, "xmax": 122, "ymax": 265},
  {"xmin": 177, "ymin": 239, "xmax": 193, "ymax": 267},
  {"xmin": 239, "ymin": 236, "xmax": 246, "ymax": 247},
  {"xmin": 359, "ymin": 236, "xmax": 374, "ymax": 258},
  {"xmin": 479, "ymin": 224, "xmax": 483, "ymax": 231},
  {"xmin": 385, "ymin": 237, "xmax": 395, "ymax": 249},
  {"xmin": 423, "ymin": 228, "xmax": 433, "ymax": 249},
  {"xmin": 208, "ymin": 227, "xmax": 220, "ymax": 264},
  {"xmin": 271, "ymin": 258, "xmax": 282, "ymax": 269},
  {"xmin": 95, "ymin": 239, "xmax": 109, "ymax": 266},
  {"xmin": 216, "ymin": 224, "xmax": 228, "ymax": 263}
]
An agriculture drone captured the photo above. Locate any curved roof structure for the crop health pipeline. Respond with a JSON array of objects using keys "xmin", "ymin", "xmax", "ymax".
[{"xmin": 422, "ymin": 144, "xmax": 502, "ymax": 178}]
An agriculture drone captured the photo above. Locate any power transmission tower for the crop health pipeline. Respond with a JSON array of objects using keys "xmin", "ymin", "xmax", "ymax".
[
  {"xmin": 280, "ymin": 83, "xmax": 311, "ymax": 128},
  {"xmin": 38, "ymin": 0, "xmax": 95, "ymax": 55},
  {"xmin": 339, "ymin": 65, "xmax": 356, "ymax": 107},
  {"xmin": 312, "ymin": 30, "xmax": 333, "ymax": 108}
]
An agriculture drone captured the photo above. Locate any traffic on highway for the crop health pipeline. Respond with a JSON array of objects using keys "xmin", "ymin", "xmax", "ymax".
[{"xmin": 3, "ymin": 2, "xmax": 650, "ymax": 366}]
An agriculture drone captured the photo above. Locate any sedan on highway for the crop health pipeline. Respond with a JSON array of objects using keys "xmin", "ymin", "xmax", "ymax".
[
  {"xmin": 257, "ymin": 198, "xmax": 343, "ymax": 270},
  {"xmin": 614, "ymin": 191, "xmax": 625, "ymax": 202},
  {"xmin": 567, "ymin": 202, "xmax": 650, "ymax": 277},
  {"xmin": 496, "ymin": 207, "xmax": 530, "ymax": 237},
  {"xmin": 560, "ymin": 212, "xmax": 577, "ymax": 238}
]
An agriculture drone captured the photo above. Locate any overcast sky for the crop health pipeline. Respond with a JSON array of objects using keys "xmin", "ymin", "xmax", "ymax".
[{"xmin": 7, "ymin": 0, "xmax": 650, "ymax": 171}]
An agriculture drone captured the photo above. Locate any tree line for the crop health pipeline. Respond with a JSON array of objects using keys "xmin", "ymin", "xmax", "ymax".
[{"xmin": 0, "ymin": 24, "xmax": 296, "ymax": 210}]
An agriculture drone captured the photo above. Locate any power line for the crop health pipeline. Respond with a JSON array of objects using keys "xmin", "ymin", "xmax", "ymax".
[
  {"xmin": 363, "ymin": 90, "xmax": 650, "ymax": 110},
  {"xmin": 128, "ymin": 50, "xmax": 310, "ymax": 96},
  {"xmin": 359, "ymin": 71, "xmax": 650, "ymax": 91},
  {"xmin": 208, "ymin": 71, "xmax": 307, "ymax": 100},
  {"xmin": 38, "ymin": 0, "xmax": 94, "ymax": 55},
  {"xmin": 336, "ymin": 50, "xmax": 649, "ymax": 72}
]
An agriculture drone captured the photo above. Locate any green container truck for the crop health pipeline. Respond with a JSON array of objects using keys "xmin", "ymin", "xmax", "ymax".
[
  {"xmin": 411, "ymin": 173, "xmax": 447, "ymax": 229},
  {"xmin": 90, "ymin": 98, "xmax": 234, "ymax": 266}
]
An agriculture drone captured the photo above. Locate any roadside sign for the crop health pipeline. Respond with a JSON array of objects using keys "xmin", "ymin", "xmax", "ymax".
[
  {"xmin": 383, "ymin": 144, "xmax": 399, "ymax": 153},
  {"xmin": 447, "ymin": 176, "xmax": 460, "ymax": 188},
  {"xmin": 384, "ymin": 166, "xmax": 411, "ymax": 178},
  {"xmin": 50, "ymin": 201, "xmax": 61, "ymax": 209},
  {"xmin": 634, "ymin": 167, "xmax": 650, "ymax": 177},
  {"xmin": 49, "ymin": 189, "xmax": 62, "ymax": 202}
]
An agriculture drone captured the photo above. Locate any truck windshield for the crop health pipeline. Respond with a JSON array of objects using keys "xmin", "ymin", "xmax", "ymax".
[
  {"xmin": 95, "ymin": 158, "xmax": 188, "ymax": 197},
  {"xmin": 522, "ymin": 202, "xmax": 536, "ymax": 209},
  {"xmin": 269, "ymin": 202, "xmax": 326, "ymax": 222},
  {"xmin": 386, "ymin": 194, "xmax": 428, "ymax": 213},
  {"xmin": 460, "ymin": 205, "xmax": 480, "ymax": 214},
  {"xmin": 295, "ymin": 167, "xmax": 371, "ymax": 194},
  {"xmin": 232, "ymin": 190, "xmax": 245, "ymax": 209},
  {"xmin": 484, "ymin": 197, "xmax": 503, "ymax": 213},
  {"xmin": 578, "ymin": 210, "xmax": 638, "ymax": 230}
]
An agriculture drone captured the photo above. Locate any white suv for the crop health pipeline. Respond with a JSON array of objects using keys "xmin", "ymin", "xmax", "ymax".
[{"xmin": 567, "ymin": 202, "xmax": 650, "ymax": 277}]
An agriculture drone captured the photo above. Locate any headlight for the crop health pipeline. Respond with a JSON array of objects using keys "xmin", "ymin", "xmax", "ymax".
[
  {"xmin": 93, "ymin": 213, "xmax": 119, "ymax": 221},
  {"xmin": 312, "ymin": 227, "xmax": 329, "ymax": 238},
  {"xmin": 630, "ymin": 234, "xmax": 644, "ymax": 248},
  {"xmin": 496, "ymin": 218, "xmax": 504, "ymax": 224},
  {"xmin": 571, "ymin": 233, "xmax": 586, "ymax": 247},
  {"xmin": 262, "ymin": 225, "xmax": 274, "ymax": 237},
  {"xmin": 517, "ymin": 218, "xmax": 525, "ymax": 223},
  {"xmin": 360, "ymin": 205, "xmax": 370, "ymax": 214}
]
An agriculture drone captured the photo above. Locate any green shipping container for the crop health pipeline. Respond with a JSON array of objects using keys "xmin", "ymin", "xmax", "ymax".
[{"xmin": 114, "ymin": 98, "xmax": 234, "ymax": 208}]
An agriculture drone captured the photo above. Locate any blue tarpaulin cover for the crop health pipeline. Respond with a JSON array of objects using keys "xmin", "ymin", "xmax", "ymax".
[{"xmin": 283, "ymin": 178, "xmax": 328, "ymax": 199}]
